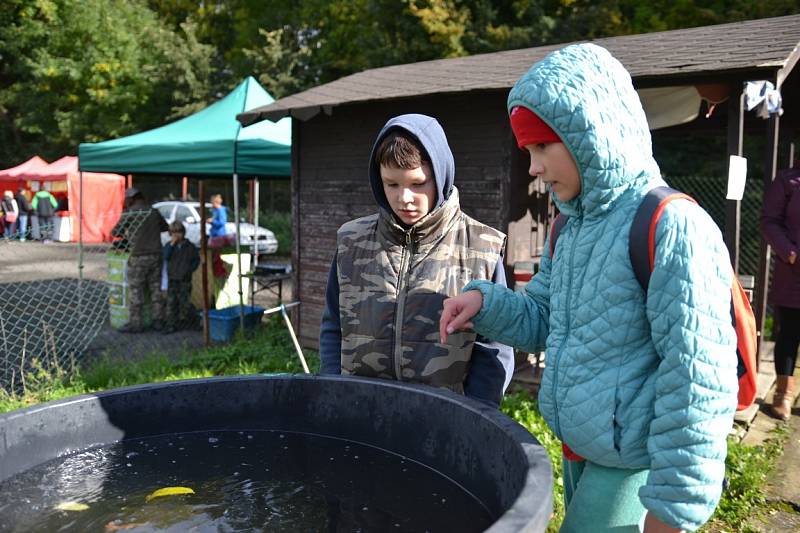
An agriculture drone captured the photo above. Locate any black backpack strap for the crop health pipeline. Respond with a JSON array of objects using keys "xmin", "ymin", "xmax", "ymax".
[
  {"xmin": 549, "ymin": 213, "xmax": 568, "ymax": 258},
  {"xmin": 630, "ymin": 186, "xmax": 696, "ymax": 292}
]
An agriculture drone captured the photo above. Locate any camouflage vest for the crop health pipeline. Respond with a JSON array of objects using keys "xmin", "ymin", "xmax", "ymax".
[{"xmin": 336, "ymin": 188, "xmax": 506, "ymax": 393}]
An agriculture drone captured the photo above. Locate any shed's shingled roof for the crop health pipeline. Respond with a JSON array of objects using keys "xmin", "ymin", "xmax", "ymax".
[{"xmin": 238, "ymin": 14, "xmax": 800, "ymax": 125}]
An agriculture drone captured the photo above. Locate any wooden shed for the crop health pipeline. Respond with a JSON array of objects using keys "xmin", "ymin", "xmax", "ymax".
[{"xmin": 239, "ymin": 14, "xmax": 800, "ymax": 350}]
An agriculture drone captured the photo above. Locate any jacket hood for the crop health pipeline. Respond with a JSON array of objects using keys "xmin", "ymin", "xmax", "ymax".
[
  {"xmin": 368, "ymin": 114, "xmax": 455, "ymax": 218},
  {"xmin": 507, "ymin": 43, "xmax": 660, "ymax": 218}
]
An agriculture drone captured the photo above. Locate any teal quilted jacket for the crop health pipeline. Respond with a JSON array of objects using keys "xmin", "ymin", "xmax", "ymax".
[{"xmin": 465, "ymin": 44, "xmax": 738, "ymax": 531}]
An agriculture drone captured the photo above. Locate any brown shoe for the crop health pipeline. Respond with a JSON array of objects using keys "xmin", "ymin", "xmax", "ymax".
[{"xmin": 771, "ymin": 375, "xmax": 795, "ymax": 421}]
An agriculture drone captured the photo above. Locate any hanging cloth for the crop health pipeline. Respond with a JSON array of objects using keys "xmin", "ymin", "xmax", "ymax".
[{"xmin": 744, "ymin": 81, "xmax": 783, "ymax": 119}]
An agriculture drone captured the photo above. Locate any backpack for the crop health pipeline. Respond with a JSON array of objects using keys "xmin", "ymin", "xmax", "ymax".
[{"xmin": 549, "ymin": 186, "xmax": 758, "ymax": 412}]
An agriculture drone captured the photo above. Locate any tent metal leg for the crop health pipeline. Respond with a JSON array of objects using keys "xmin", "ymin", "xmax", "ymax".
[
  {"xmin": 263, "ymin": 302, "xmax": 308, "ymax": 373},
  {"xmin": 252, "ymin": 178, "xmax": 260, "ymax": 304},
  {"xmin": 78, "ymin": 171, "xmax": 84, "ymax": 282},
  {"xmin": 233, "ymin": 173, "xmax": 244, "ymax": 330},
  {"xmin": 199, "ymin": 180, "xmax": 210, "ymax": 347}
]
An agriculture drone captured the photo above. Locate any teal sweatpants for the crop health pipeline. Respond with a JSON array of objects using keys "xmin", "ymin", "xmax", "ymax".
[{"xmin": 560, "ymin": 457, "xmax": 649, "ymax": 533}]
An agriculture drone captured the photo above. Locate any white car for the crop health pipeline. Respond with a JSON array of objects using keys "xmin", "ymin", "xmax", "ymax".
[{"xmin": 153, "ymin": 201, "xmax": 278, "ymax": 254}]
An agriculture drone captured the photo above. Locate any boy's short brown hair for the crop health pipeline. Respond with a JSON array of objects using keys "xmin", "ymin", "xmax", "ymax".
[
  {"xmin": 169, "ymin": 221, "xmax": 185, "ymax": 235},
  {"xmin": 375, "ymin": 130, "xmax": 430, "ymax": 170}
]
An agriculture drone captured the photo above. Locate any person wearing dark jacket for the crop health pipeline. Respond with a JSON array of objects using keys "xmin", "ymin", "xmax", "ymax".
[
  {"xmin": 15, "ymin": 189, "xmax": 31, "ymax": 241},
  {"xmin": 111, "ymin": 187, "xmax": 169, "ymax": 333},
  {"xmin": 761, "ymin": 164, "xmax": 800, "ymax": 421},
  {"xmin": 162, "ymin": 221, "xmax": 200, "ymax": 334},
  {"xmin": 318, "ymin": 114, "xmax": 514, "ymax": 408},
  {"xmin": 31, "ymin": 189, "xmax": 57, "ymax": 241}
]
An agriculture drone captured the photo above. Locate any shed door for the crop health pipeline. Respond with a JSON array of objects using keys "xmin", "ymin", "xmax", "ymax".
[{"xmin": 506, "ymin": 145, "xmax": 555, "ymax": 288}]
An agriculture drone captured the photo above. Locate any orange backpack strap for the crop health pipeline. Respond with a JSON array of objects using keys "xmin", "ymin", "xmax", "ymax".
[{"xmin": 731, "ymin": 279, "xmax": 758, "ymax": 409}]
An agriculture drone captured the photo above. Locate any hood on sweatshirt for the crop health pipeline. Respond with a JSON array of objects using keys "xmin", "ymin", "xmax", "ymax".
[
  {"xmin": 507, "ymin": 43, "xmax": 661, "ymax": 219},
  {"xmin": 368, "ymin": 114, "xmax": 455, "ymax": 222}
]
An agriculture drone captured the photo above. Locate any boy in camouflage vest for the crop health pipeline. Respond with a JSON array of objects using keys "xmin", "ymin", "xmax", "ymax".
[{"xmin": 319, "ymin": 113, "xmax": 514, "ymax": 407}]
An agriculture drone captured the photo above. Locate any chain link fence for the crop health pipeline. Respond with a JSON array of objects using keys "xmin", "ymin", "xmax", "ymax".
[
  {"xmin": 666, "ymin": 174, "xmax": 765, "ymax": 279},
  {"xmin": 0, "ymin": 200, "xmax": 291, "ymax": 395}
]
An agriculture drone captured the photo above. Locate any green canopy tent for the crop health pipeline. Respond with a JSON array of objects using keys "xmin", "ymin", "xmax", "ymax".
[
  {"xmin": 79, "ymin": 76, "xmax": 290, "ymax": 176},
  {"xmin": 78, "ymin": 76, "xmax": 292, "ymax": 341}
]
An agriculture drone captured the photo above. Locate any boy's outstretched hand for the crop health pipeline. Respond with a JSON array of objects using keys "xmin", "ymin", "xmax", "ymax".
[{"xmin": 439, "ymin": 290, "xmax": 483, "ymax": 343}]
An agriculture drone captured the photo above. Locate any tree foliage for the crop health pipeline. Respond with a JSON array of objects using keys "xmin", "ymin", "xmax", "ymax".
[
  {"xmin": 1, "ymin": 0, "xmax": 798, "ymax": 167},
  {"xmin": 0, "ymin": 0, "xmax": 212, "ymax": 163}
]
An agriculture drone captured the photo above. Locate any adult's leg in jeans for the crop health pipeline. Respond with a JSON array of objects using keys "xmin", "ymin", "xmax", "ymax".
[
  {"xmin": 39, "ymin": 216, "xmax": 52, "ymax": 241},
  {"xmin": 18, "ymin": 214, "xmax": 27, "ymax": 240},
  {"xmin": 560, "ymin": 458, "xmax": 649, "ymax": 533},
  {"xmin": 5, "ymin": 219, "xmax": 17, "ymax": 237}
]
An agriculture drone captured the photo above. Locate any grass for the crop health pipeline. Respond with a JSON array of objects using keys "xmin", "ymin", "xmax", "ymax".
[
  {"xmin": 501, "ymin": 391, "xmax": 565, "ymax": 532},
  {"xmin": 702, "ymin": 425, "xmax": 792, "ymax": 532},
  {"xmin": 0, "ymin": 314, "xmax": 319, "ymax": 413},
  {"xmin": 0, "ymin": 331, "xmax": 791, "ymax": 533},
  {"xmin": 258, "ymin": 209, "xmax": 291, "ymax": 257},
  {"xmin": 500, "ymin": 390, "xmax": 793, "ymax": 533}
]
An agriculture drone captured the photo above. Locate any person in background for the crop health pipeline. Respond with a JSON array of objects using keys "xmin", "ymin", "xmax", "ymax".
[
  {"xmin": 15, "ymin": 188, "xmax": 31, "ymax": 241},
  {"xmin": 31, "ymin": 188, "xmax": 58, "ymax": 242},
  {"xmin": 760, "ymin": 163, "xmax": 800, "ymax": 421},
  {"xmin": 2, "ymin": 191, "xmax": 18, "ymax": 238},
  {"xmin": 319, "ymin": 114, "xmax": 514, "ymax": 408},
  {"xmin": 162, "ymin": 221, "xmax": 200, "ymax": 334},
  {"xmin": 111, "ymin": 187, "xmax": 169, "ymax": 333},
  {"xmin": 207, "ymin": 194, "xmax": 228, "ymax": 238}
]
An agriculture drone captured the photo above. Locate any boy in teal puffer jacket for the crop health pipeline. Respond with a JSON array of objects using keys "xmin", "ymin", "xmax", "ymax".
[{"xmin": 440, "ymin": 44, "xmax": 738, "ymax": 532}]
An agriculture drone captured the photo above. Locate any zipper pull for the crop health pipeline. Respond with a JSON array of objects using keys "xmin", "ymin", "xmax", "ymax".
[{"xmin": 405, "ymin": 231, "xmax": 412, "ymax": 246}]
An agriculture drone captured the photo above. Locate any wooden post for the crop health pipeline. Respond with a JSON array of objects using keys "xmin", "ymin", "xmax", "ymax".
[
  {"xmin": 291, "ymin": 118, "xmax": 301, "ymax": 341},
  {"xmin": 199, "ymin": 179, "xmax": 210, "ymax": 347},
  {"xmin": 724, "ymin": 88, "xmax": 744, "ymax": 273},
  {"xmin": 127, "ymin": 174, "xmax": 132, "ymax": 189},
  {"xmin": 753, "ymin": 111, "xmax": 781, "ymax": 361},
  {"xmin": 182, "ymin": 176, "xmax": 188, "ymax": 200}
]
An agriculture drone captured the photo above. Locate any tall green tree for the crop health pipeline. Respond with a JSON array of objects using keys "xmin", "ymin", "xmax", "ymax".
[
  {"xmin": 0, "ymin": 0, "xmax": 213, "ymax": 165},
  {"xmin": 209, "ymin": 0, "xmax": 800, "ymax": 101}
]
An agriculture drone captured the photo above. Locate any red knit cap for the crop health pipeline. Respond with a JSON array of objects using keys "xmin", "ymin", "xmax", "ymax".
[{"xmin": 509, "ymin": 106, "xmax": 562, "ymax": 148}]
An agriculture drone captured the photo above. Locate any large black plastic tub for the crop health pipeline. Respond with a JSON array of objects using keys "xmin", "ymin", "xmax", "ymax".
[{"xmin": 0, "ymin": 375, "xmax": 552, "ymax": 532}]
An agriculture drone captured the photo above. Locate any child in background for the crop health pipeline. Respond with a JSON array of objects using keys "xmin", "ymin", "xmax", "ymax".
[
  {"xmin": 162, "ymin": 221, "xmax": 199, "ymax": 333},
  {"xmin": 319, "ymin": 114, "xmax": 514, "ymax": 407},
  {"xmin": 440, "ymin": 44, "xmax": 738, "ymax": 532},
  {"xmin": 207, "ymin": 194, "xmax": 228, "ymax": 238}
]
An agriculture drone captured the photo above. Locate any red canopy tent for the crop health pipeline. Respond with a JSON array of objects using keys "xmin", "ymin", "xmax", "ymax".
[
  {"xmin": 0, "ymin": 156, "xmax": 50, "ymax": 189},
  {"xmin": 0, "ymin": 156, "xmax": 125, "ymax": 243}
]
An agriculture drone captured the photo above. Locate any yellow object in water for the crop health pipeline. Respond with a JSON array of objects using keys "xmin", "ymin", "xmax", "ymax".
[
  {"xmin": 55, "ymin": 501, "xmax": 89, "ymax": 511},
  {"xmin": 145, "ymin": 486, "xmax": 195, "ymax": 502}
]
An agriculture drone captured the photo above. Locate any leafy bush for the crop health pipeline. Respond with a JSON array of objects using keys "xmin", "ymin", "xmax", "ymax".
[
  {"xmin": 258, "ymin": 209, "xmax": 292, "ymax": 257},
  {"xmin": 502, "ymin": 391, "xmax": 564, "ymax": 532}
]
